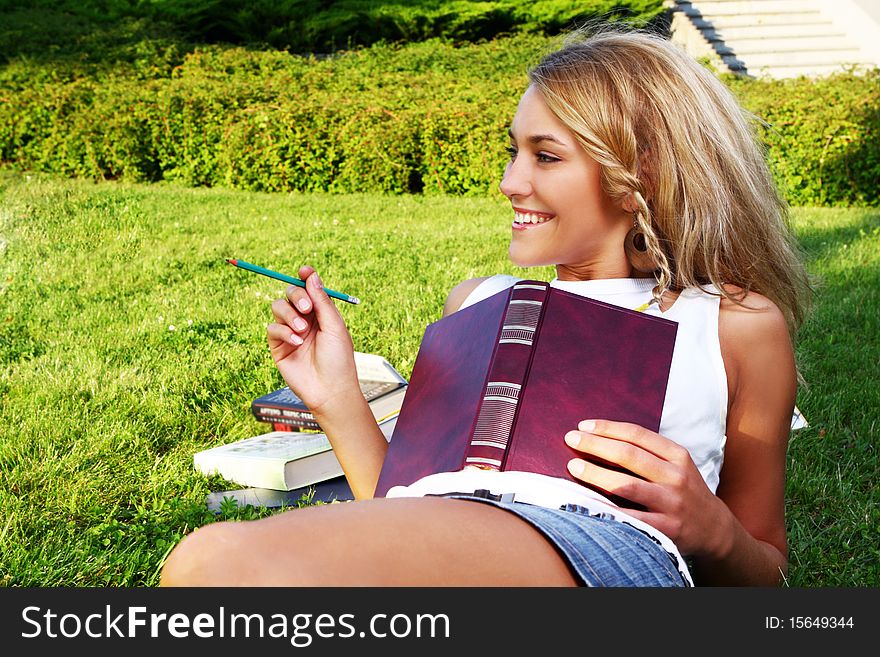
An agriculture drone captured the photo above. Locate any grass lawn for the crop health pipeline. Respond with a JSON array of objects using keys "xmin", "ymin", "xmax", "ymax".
[{"xmin": 0, "ymin": 171, "xmax": 877, "ymax": 587}]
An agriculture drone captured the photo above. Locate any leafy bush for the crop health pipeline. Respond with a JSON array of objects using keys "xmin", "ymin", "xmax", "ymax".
[
  {"xmin": 0, "ymin": 1, "xmax": 668, "ymax": 194},
  {"xmin": 0, "ymin": 36, "xmax": 539, "ymax": 194},
  {"xmin": 1, "ymin": 20, "xmax": 878, "ymax": 205},
  {"xmin": 728, "ymin": 71, "xmax": 880, "ymax": 207},
  {"xmin": 0, "ymin": 1, "xmax": 666, "ymax": 55}
]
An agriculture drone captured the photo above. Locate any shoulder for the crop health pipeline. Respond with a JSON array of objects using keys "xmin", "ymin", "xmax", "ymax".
[
  {"xmin": 716, "ymin": 285, "xmax": 795, "ymax": 418},
  {"xmin": 442, "ymin": 274, "xmax": 525, "ymax": 316},
  {"xmin": 717, "ymin": 285, "xmax": 790, "ymax": 353},
  {"xmin": 442, "ymin": 277, "xmax": 491, "ymax": 317}
]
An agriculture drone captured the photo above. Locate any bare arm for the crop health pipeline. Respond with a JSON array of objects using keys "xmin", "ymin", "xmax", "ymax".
[
  {"xmin": 267, "ymin": 273, "xmax": 491, "ymax": 499},
  {"xmin": 266, "ymin": 266, "xmax": 388, "ymax": 500},
  {"xmin": 689, "ymin": 290, "xmax": 795, "ymax": 584},
  {"xmin": 309, "ymin": 389, "xmax": 390, "ymax": 500}
]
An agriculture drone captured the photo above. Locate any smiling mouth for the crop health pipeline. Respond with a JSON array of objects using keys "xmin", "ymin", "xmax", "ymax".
[{"xmin": 513, "ymin": 211, "xmax": 553, "ymax": 226}]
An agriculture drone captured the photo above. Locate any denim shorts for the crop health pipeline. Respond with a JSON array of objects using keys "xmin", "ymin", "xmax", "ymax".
[{"xmin": 443, "ymin": 494, "xmax": 690, "ymax": 587}]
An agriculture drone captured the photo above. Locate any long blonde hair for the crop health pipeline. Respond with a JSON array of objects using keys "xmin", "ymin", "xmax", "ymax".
[{"xmin": 528, "ymin": 25, "xmax": 812, "ymax": 338}]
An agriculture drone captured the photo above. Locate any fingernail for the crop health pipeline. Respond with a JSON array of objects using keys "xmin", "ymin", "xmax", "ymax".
[
  {"xmin": 289, "ymin": 333, "xmax": 303, "ymax": 345},
  {"xmin": 297, "ymin": 298, "xmax": 310, "ymax": 312},
  {"xmin": 311, "ymin": 272, "xmax": 323, "ymax": 289},
  {"xmin": 293, "ymin": 318, "xmax": 307, "ymax": 331},
  {"xmin": 567, "ymin": 459, "xmax": 585, "ymax": 477},
  {"xmin": 564, "ymin": 431, "xmax": 580, "ymax": 448},
  {"xmin": 578, "ymin": 420, "xmax": 596, "ymax": 433}
]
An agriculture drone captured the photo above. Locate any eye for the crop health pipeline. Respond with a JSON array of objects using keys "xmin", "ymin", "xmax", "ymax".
[
  {"xmin": 505, "ymin": 145, "xmax": 518, "ymax": 159},
  {"xmin": 537, "ymin": 152, "xmax": 560, "ymax": 163}
]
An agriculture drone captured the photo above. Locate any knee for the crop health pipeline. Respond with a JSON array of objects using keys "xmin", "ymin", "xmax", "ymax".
[{"xmin": 160, "ymin": 521, "xmax": 245, "ymax": 587}]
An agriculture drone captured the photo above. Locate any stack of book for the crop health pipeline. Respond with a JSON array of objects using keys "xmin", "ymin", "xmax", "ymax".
[
  {"xmin": 194, "ymin": 352, "xmax": 407, "ymax": 504},
  {"xmin": 250, "ymin": 352, "xmax": 407, "ymax": 432}
]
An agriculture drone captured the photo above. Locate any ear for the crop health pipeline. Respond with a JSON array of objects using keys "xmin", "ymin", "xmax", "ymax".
[{"xmin": 620, "ymin": 193, "xmax": 639, "ymax": 214}]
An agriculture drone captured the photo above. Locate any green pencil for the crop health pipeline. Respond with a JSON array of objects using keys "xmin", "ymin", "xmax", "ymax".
[{"xmin": 226, "ymin": 259, "xmax": 360, "ymax": 305}]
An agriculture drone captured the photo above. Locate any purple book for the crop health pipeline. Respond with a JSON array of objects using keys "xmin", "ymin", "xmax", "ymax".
[{"xmin": 374, "ymin": 280, "xmax": 678, "ymax": 498}]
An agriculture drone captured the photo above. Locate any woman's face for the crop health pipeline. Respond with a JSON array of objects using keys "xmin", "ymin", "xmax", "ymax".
[{"xmin": 500, "ymin": 86, "xmax": 631, "ymax": 278}]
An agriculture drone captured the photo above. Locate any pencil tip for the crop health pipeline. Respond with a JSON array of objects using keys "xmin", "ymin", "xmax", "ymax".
[{"xmin": 226, "ymin": 258, "xmax": 237, "ymax": 266}]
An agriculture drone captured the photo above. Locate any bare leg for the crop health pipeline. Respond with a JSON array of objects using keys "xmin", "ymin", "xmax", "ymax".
[{"xmin": 160, "ymin": 497, "xmax": 579, "ymax": 586}]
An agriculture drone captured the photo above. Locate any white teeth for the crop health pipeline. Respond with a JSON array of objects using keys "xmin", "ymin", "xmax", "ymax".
[{"xmin": 515, "ymin": 212, "xmax": 550, "ymax": 225}]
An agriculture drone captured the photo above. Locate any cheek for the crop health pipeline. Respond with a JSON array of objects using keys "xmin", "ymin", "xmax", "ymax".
[
  {"xmin": 560, "ymin": 178, "xmax": 622, "ymax": 234},
  {"xmin": 553, "ymin": 172, "xmax": 592, "ymax": 210}
]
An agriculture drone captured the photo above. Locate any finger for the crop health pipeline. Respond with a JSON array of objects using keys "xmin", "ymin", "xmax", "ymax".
[
  {"xmin": 267, "ymin": 321, "xmax": 303, "ymax": 347},
  {"xmin": 284, "ymin": 284, "xmax": 314, "ymax": 317},
  {"xmin": 564, "ymin": 430, "xmax": 677, "ymax": 484},
  {"xmin": 603, "ymin": 503, "xmax": 684, "ymax": 547},
  {"xmin": 601, "ymin": 506, "xmax": 660, "ymax": 532},
  {"xmin": 271, "ymin": 298, "xmax": 311, "ymax": 334},
  {"xmin": 293, "ymin": 265, "xmax": 345, "ymax": 329},
  {"xmin": 576, "ymin": 419, "xmax": 689, "ymax": 464},
  {"xmin": 567, "ymin": 457, "xmax": 663, "ymax": 509},
  {"xmin": 303, "ymin": 269, "xmax": 345, "ymax": 329}
]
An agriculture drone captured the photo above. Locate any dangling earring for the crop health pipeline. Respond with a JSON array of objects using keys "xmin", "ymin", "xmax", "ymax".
[{"xmin": 624, "ymin": 217, "xmax": 658, "ymax": 273}]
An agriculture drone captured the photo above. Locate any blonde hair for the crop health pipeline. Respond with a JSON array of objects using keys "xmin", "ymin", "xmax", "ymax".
[{"xmin": 528, "ymin": 25, "xmax": 812, "ymax": 338}]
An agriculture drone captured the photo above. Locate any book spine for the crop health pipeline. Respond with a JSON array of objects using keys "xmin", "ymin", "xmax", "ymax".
[
  {"xmin": 254, "ymin": 415, "xmax": 322, "ymax": 431},
  {"xmin": 252, "ymin": 403, "xmax": 316, "ymax": 421},
  {"xmin": 463, "ymin": 282, "xmax": 548, "ymax": 470},
  {"xmin": 272, "ymin": 422, "xmax": 298, "ymax": 432}
]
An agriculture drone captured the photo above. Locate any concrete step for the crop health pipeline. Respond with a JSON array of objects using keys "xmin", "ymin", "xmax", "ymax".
[
  {"xmin": 712, "ymin": 35, "xmax": 858, "ymax": 55},
  {"xmin": 723, "ymin": 49, "xmax": 871, "ymax": 68},
  {"xmin": 700, "ymin": 23, "xmax": 840, "ymax": 40},
  {"xmin": 678, "ymin": 0, "xmax": 822, "ymax": 16},
  {"xmin": 669, "ymin": 0, "xmax": 880, "ymax": 78},
  {"xmin": 744, "ymin": 63, "xmax": 873, "ymax": 79},
  {"xmin": 685, "ymin": 11, "xmax": 827, "ymax": 29}
]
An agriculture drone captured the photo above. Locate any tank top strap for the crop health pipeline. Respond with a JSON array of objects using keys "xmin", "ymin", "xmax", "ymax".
[{"xmin": 662, "ymin": 284, "xmax": 723, "ymax": 321}]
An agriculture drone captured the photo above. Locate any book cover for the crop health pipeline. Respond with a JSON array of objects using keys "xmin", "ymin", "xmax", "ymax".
[
  {"xmin": 374, "ymin": 281, "xmax": 678, "ymax": 497},
  {"xmin": 205, "ymin": 476, "xmax": 354, "ymax": 512},
  {"xmin": 251, "ymin": 351, "xmax": 407, "ymax": 430},
  {"xmin": 254, "ymin": 385, "xmax": 407, "ymax": 431},
  {"xmin": 195, "ymin": 414, "xmax": 398, "ymax": 491}
]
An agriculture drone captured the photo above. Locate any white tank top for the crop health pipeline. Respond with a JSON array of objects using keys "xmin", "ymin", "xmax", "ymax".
[{"xmin": 387, "ymin": 275, "xmax": 729, "ymax": 584}]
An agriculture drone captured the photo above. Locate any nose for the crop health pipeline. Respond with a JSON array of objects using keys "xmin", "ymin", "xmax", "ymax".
[{"xmin": 499, "ymin": 157, "xmax": 531, "ymax": 200}]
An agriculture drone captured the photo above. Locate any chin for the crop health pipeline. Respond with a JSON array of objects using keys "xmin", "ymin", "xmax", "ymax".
[
  {"xmin": 507, "ymin": 246, "xmax": 531, "ymax": 268},
  {"xmin": 508, "ymin": 247, "xmax": 551, "ymax": 269}
]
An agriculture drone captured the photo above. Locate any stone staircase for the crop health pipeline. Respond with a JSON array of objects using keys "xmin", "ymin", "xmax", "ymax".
[{"xmin": 667, "ymin": 0, "xmax": 880, "ymax": 78}]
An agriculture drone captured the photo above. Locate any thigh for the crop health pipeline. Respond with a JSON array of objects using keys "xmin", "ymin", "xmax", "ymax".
[{"xmin": 161, "ymin": 497, "xmax": 579, "ymax": 586}]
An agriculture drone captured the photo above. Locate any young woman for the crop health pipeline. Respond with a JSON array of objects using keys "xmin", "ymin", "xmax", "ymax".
[{"xmin": 160, "ymin": 26, "xmax": 811, "ymax": 587}]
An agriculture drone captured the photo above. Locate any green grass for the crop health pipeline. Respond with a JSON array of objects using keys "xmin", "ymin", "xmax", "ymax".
[
  {"xmin": 0, "ymin": 171, "xmax": 877, "ymax": 587},
  {"xmin": 783, "ymin": 208, "xmax": 880, "ymax": 585}
]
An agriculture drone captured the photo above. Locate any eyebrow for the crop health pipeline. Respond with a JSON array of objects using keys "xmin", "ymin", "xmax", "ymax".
[{"xmin": 507, "ymin": 128, "xmax": 567, "ymax": 147}]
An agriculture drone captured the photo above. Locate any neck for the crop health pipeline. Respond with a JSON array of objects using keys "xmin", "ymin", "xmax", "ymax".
[{"xmin": 555, "ymin": 260, "xmax": 633, "ymax": 282}]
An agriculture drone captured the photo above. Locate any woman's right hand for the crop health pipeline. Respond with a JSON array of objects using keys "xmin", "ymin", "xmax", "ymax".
[{"xmin": 266, "ymin": 265, "xmax": 358, "ymax": 415}]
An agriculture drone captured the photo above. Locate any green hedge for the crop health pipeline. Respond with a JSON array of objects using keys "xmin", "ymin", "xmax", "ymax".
[
  {"xmin": 0, "ymin": 1, "xmax": 666, "ymax": 55},
  {"xmin": 728, "ymin": 72, "xmax": 880, "ymax": 207},
  {"xmin": 0, "ymin": 36, "xmax": 536, "ymax": 195},
  {"xmin": 1, "ymin": 34, "xmax": 878, "ymax": 204}
]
